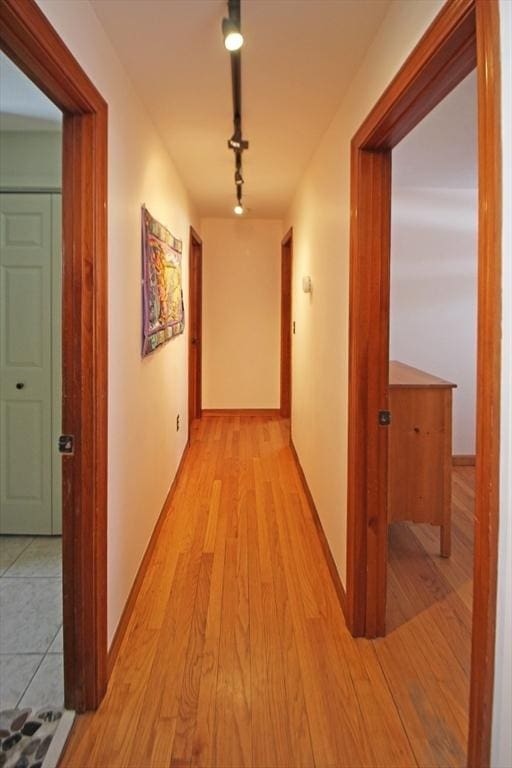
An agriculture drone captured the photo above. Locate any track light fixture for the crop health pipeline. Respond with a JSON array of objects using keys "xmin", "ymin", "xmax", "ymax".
[
  {"xmin": 234, "ymin": 183, "xmax": 244, "ymax": 214},
  {"xmin": 228, "ymin": 135, "xmax": 249, "ymax": 151},
  {"xmin": 222, "ymin": 0, "xmax": 244, "ymax": 51},
  {"xmin": 227, "ymin": 122, "xmax": 249, "ymax": 152},
  {"xmin": 222, "ymin": 0, "xmax": 249, "ymax": 215},
  {"xmin": 235, "ymin": 155, "xmax": 244, "ymax": 187},
  {"xmin": 222, "ymin": 17, "xmax": 244, "ymax": 52}
]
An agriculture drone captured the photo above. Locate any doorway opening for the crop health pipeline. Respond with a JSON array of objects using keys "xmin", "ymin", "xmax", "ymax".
[
  {"xmin": 384, "ymin": 70, "xmax": 478, "ymax": 761},
  {"xmin": 0, "ymin": 50, "xmax": 64, "ymax": 711},
  {"xmin": 280, "ymin": 228, "xmax": 293, "ymax": 419},
  {"xmin": 188, "ymin": 227, "xmax": 203, "ymax": 427},
  {"xmin": 346, "ymin": 1, "xmax": 501, "ymax": 765},
  {"xmin": 0, "ymin": 0, "xmax": 108, "ymax": 712}
]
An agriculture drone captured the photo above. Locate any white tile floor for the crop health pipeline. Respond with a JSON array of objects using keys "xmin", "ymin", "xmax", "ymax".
[{"xmin": 0, "ymin": 536, "xmax": 64, "ymax": 711}]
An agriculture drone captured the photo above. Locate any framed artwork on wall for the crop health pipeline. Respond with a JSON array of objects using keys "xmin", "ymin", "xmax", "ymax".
[{"xmin": 141, "ymin": 205, "xmax": 184, "ymax": 356}]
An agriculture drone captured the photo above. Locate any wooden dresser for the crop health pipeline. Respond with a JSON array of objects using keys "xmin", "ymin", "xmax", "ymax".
[{"xmin": 388, "ymin": 361, "xmax": 457, "ymax": 557}]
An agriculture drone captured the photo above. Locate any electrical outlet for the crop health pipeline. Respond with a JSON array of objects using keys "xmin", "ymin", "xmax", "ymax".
[{"xmin": 176, "ymin": 414, "xmax": 180, "ymax": 431}]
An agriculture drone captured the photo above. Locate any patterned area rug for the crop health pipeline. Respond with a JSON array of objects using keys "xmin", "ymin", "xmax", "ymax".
[{"xmin": 0, "ymin": 708, "xmax": 69, "ymax": 768}]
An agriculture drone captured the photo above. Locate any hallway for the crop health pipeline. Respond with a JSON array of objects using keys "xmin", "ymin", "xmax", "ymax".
[
  {"xmin": 61, "ymin": 413, "xmax": 469, "ymax": 768},
  {"xmin": 0, "ymin": 0, "xmax": 510, "ymax": 764}
]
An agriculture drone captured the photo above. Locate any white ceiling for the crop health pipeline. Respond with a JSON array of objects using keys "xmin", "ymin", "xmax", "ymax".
[
  {"xmin": 0, "ymin": 51, "xmax": 62, "ymax": 131},
  {"xmin": 393, "ymin": 70, "xmax": 477, "ymax": 189},
  {"xmin": 91, "ymin": 0, "xmax": 391, "ymax": 218}
]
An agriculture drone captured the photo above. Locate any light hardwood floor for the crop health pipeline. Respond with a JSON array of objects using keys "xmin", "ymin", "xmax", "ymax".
[{"xmin": 61, "ymin": 413, "xmax": 474, "ymax": 768}]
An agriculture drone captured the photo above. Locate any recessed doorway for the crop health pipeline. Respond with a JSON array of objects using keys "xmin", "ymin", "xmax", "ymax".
[
  {"xmin": 188, "ymin": 227, "xmax": 203, "ymax": 427},
  {"xmin": 1, "ymin": 0, "xmax": 108, "ymax": 713},
  {"xmin": 0, "ymin": 50, "xmax": 64, "ymax": 712},
  {"xmin": 345, "ymin": 2, "xmax": 501, "ymax": 764},
  {"xmin": 382, "ymin": 70, "xmax": 478, "ymax": 764}
]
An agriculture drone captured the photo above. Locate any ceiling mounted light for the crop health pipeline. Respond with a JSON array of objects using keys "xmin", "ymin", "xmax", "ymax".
[
  {"xmin": 228, "ymin": 135, "xmax": 249, "ymax": 151},
  {"xmin": 222, "ymin": 0, "xmax": 243, "ymax": 51},
  {"xmin": 234, "ymin": 186, "xmax": 244, "ymax": 214},
  {"xmin": 222, "ymin": 17, "xmax": 244, "ymax": 51},
  {"xmin": 224, "ymin": 0, "xmax": 248, "ymax": 217}
]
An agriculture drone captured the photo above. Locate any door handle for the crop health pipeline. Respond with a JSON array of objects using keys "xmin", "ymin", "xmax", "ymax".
[{"xmin": 16, "ymin": 382, "xmax": 25, "ymax": 390}]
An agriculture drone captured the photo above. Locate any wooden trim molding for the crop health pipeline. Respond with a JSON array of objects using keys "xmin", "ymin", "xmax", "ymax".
[
  {"xmin": 453, "ymin": 454, "xmax": 477, "ymax": 466},
  {"xmin": 202, "ymin": 408, "xmax": 280, "ymax": 416},
  {"xmin": 190, "ymin": 226, "xmax": 203, "ymax": 246},
  {"xmin": 290, "ymin": 440, "xmax": 347, "ymax": 619},
  {"xmin": 347, "ymin": 147, "xmax": 391, "ymax": 638},
  {"xmin": 107, "ymin": 441, "xmax": 191, "ymax": 677},
  {"xmin": 352, "ymin": 0, "xmax": 476, "ymax": 150},
  {"xmin": 280, "ymin": 228, "xmax": 293, "ymax": 419},
  {"xmin": 0, "ymin": 0, "xmax": 108, "ymax": 712},
  {"xmin": 281, "ymin": 228, "xmax": 293, "ymax": 247},
  {"xmin": 468, "ymin": 2, "xmax": 502, "ymax": 764},
  {"xmin": 346, "ymin": 0, "xmax": 501, "ymax": 764}
]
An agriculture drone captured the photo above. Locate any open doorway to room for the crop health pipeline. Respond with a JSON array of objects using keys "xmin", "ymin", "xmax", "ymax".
[
  {"xmin": 346, "ymin": 2, "xmax": 501, "ymax": 765},
  {"xmin": 384, "ymin": 71, "xmax": 477, "ymax": 760},
  {"xmin": 0, "ymin": 0, "xmax": 108, "ymax": 715},
  {"xmin": 188, "ymin": 227, "xmax": 203, "ymax": 428},
  {"xmin": 0, "ymin": 50, "xmax": 64, "ymax": 712}
]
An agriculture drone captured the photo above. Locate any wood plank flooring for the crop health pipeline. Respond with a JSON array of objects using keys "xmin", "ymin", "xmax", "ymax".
[{"xmin": 61, "ymin": 413, "xmax": 474, "ymax": 768}]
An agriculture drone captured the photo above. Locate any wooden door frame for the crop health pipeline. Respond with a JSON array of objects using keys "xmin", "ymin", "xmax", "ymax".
[
  {"xmin": 280, "ymin": 228, "xmax": 293, "ymax": 418},
  {"xmin": 0, "ymin": 0, "xmax": 108, "ymax": 712},
  {"xmin": 346, "ymin": 0, "xmax": 501, "ymax": 764},
  {"xmin": 188, "ymin": 226, "xmax": 203, "ymax": 426}
]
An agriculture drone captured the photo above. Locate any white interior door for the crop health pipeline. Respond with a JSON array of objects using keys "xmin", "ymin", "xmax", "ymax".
[{"xmin": 0, "ymin": 192, "xmax": 61, "ymax": 534}]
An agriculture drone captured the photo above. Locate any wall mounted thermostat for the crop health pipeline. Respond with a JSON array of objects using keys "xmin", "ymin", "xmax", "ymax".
[{"xmin": 302, "ymin": 275, "xmax": 312, "ymax": 293}]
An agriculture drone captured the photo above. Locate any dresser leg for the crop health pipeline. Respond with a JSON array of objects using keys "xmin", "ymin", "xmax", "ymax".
[{"xmin": 441, "ymin": 524, "xmax": 451, "ymax": 557}]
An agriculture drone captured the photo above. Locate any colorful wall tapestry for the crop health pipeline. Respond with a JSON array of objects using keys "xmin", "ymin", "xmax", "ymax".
[{"xmin": 141, "ymin": 206, "xmax": 184, "ymax": 356}]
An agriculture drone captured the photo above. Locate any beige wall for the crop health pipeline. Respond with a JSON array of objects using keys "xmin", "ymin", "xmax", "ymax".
[
  {"xmin": 0, "ymin": 130, "xmax": 61, "ymax": 189},
  {"xmin": 37, "ymin": 0, "xmax": 199, "ymax": 645},
  {"xmin": 284, "ymin": 0, "xmax": 444, "ymax": 585},
  {"xmin": 390, "ymin": 186, "xmax": 477, "ymax": 455},
  {"xmin": 201, "ymin": 218, "xmax": 282, "ymax": 409}
]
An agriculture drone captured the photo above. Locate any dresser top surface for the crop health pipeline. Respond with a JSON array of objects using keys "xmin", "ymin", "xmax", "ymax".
[{"xmin": 389, "ymin": 361, "xmax": 457, "ymax": 389}]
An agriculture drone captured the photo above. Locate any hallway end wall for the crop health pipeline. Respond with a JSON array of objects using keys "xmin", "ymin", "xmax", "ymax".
[
  {"xmin": 284, "ymin": 0, "xmax": 444, "ymax": 586},
  {"xmin": 36, "ymin": 0, "xmax": 199, "ymax": 646},
  {"xmin": 201, "ymin": 218, "xmax": 282, "ymax": 410}
]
